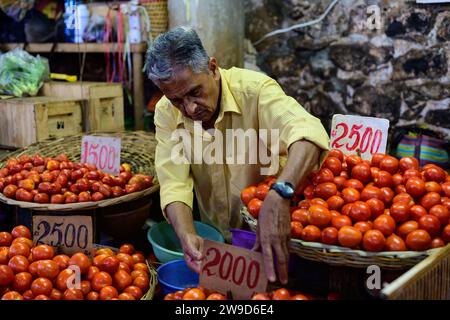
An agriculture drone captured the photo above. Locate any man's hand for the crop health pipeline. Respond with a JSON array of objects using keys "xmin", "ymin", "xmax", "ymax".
[
  {"xmin": 180, "ymin": 232, "xmax": 204, "ymax": 273},
  {"xmin": 253, "ymin": 190, "xmax": 291, "ymax": 284}
]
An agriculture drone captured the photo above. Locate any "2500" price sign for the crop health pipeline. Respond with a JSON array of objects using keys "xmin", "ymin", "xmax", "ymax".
[
  {"xmin": 330, "ymin": 114, "xmax": 389, "ymax": 160},
  {"xmin": 199, "ymin": 240, "xmax": 267, "ymax": 300},
  {"xmin": 32, "ymin": 215, "xmax": 94, "ymax": 257},
  {"xmin": 81, "ymin": 136, "xmax": 121, "ymax": 176}
]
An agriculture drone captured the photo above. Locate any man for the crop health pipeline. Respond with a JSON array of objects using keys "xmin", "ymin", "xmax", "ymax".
[{"xmin": 144, "ymin": 27, "xmax": 329, "ymax": 284}]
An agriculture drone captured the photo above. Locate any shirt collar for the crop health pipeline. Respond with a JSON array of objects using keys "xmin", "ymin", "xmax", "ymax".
[{"xmin": 175, "ymin": 68, "xmax": 241, "ymax": 127}]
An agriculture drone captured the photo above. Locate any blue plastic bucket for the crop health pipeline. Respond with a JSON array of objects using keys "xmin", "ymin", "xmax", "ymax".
[{"xmin": 157, "ymin": 259, "xmax": 199, "ymax": 295}]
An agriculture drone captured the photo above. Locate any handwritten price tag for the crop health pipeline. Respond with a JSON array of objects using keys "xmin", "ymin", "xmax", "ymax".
[
  {"xmin": 32, "ymin": 215, "xmax": 94, "ymax": 257},
  {"xmin": 81, "ymin": 136, "xmax": 121, "ymax": 176},
  {"xmin": 330, "ymin": 114, "xmax": 389, "ymax": 160},
  {"xmin": 199, "ymin": 240, "xmax": 268, "ymax": 300}
]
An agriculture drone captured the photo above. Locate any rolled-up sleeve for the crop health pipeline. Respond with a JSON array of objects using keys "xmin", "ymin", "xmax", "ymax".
[
  {"xmin": 258, "ymin": 78, "xmax": 330, "ymax": 163},
  {"xmin": 154, "ymin": 100, "xmax": 194, "ymax": 216}
]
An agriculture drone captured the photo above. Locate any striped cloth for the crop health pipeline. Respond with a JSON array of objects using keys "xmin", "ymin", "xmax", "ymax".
[{"xmin": 396, "ymin": 134, "xmax": 449, "ymax": 168}]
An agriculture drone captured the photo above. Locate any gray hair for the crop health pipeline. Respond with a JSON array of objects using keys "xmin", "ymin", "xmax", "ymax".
[{"xmin": 144, "ymin": 27, "xmax": 210, "ymax": 82}]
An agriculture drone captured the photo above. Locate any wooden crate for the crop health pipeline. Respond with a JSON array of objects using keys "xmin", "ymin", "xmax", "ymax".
[
  {"xmin": 41, "ymin": 82, "xmax": 124, "ymax": 132},
  {"xmin": 0, "ymin": 96, "xmax": 83, "ymax": 148}
]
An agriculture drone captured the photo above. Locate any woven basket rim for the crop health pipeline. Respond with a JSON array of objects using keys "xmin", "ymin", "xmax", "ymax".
[{"xmin": 240, "ymin": 206, "xmax": 441, "ymax": 259}]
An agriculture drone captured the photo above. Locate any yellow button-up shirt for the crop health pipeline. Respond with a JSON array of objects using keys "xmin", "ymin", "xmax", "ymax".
[{"xmin": 154, "ymin": 67, "xmax": 329, "ymax": 240}]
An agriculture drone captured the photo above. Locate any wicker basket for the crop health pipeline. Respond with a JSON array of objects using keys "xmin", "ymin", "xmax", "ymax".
[
  {"xmin": 141, "ymin": 260, "xmax": 159, "ymax": 300},
  {"xmin": 0, "ymin": 131, "xmax": 159, "ymax": 211},
  {"xmin": 141, "ymin": 0, "xmax": 168, "ymax": 40},
  {"xmin": 241, "ymin": 207, "xmax": 441, "ymax": 270}
]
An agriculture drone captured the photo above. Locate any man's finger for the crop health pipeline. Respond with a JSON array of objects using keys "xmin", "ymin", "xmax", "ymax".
[
  {"xmin": 261, "ymin": 239, "xmax": 276, "ymax": 282},
  {"xmin": 185, "ymin": 254, "xmax": 201, "ymax": 273},
  {"xmin": 252, "ymin": 227, "xmax": 261, "ymax": 251},
  {"xmin": 273, "ymin": 241, "xmax": 289, "ymax": 285}
]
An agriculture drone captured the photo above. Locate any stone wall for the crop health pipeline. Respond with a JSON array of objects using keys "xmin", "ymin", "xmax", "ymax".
[{"xmin": 244, "ymin": 0, "xmax": 450, "ymax": 142}]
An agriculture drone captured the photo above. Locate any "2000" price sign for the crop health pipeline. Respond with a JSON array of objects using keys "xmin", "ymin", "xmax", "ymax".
[
  {"xmin": 81, "ymin": 136, "xmax": 121, "ymax": 176},
  {"xmin": 330, "ymin": 114, "xmax": 389, "ymax": 160},
  {"xmin": 32, "ymin": 215, "xmax": 94, "ymax": 257},
  {"xmin": 199, "ymin": 240, "xmax": 267, "ymax": 300}
]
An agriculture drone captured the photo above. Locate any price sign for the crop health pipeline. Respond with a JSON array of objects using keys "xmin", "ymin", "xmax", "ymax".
[
  {"xmin": 199, "ymin": 240, "xmax": 268, "ymax": 300},
  {"xmin": 32, "ymin": 215, "xmax": 94, "ymax": 257},
  {"xmin": 81, "ymin": 136, "xmax": 121, "ymax": 176},
  {"xmin": 330, "ymin": 114, "xmax": 389, "ymax": 160}
]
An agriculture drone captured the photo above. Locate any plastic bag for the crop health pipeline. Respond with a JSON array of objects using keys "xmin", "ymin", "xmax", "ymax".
[{"xmin": 0, "ymin": 48, "xmax": 50, "ymax": 97}]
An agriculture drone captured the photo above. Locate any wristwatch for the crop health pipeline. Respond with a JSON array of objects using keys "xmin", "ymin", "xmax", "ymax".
[{"xmin": 269, "ymin": 181, "xmax": 295, "ymax": 200}]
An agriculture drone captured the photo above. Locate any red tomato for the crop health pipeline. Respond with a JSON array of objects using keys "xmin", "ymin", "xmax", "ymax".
[
  {"xmin": 425, "ymin": 181, "xmax": 442, "ymax": 194},
  {"xmin": 392, "ymin": 174, "xmax": 404, "ymax": 186},
  {"xmin": 366, "ymin": 198, "xmax": 385, "ymax": 219},
  {"xmin": 403, "ymin": 169, "xmax": 421, "ymax": 181},
  {"xmin": 2, "ymin": 291, "xmax": 24, "ymax": 300},
  {"xmin": 342, "ymin": 188, "xmax": 360, "ymax": 203},
  {"xmin": 124, "ymin": 286, "xmax": 143, "ymax": 299},
  {"xmin": 418, "ymin": 215, "xmax": 441, "ymax": 237},
  {"xmin": 291, "ymin": 209, "xmax": 309, "ymax": 226},
  {"xmin": 37, "ymin": 260, "xmax": 59, "ymax": 279},
  {"xmin": 133, "ymin": 275, "xmax": 149, "ymax": 292},
  {"xmin": 441, "ymin": 182, "xmax": 450, "ymax": 197},
  {"xmin": 409, "ymin": 205, "xmax": 427, "ymax": 221},
  {"xmin": 373, "ymin": 214, "xmax": 396, "ymax": 237},
  {"xmin": 441, "ymin": 197, "xmax": 450, "ymax": 210},
  {"xmin": 371, "ymin": 167, "xmax": 380, "ymax": 180},
  {"xmin": 354, "ymin": 221, "xmax": 373, "ymax": 235},
  {"xmin": 380, "ymin": 187, "xmax": 395, "ymax": 205},
  {"xmin": 429, "ymin": 204, "xmax": 450, "ymax": 225},
  {"xmin": 99, "ymin": 286, "xmax": 119, "ymax": 300},
  {"xmin": 91, "ymin": 271, "xmax": 113, "ymax": 291},
  {"xmin": 12, "ymin": 272, "xmax": 33, "ymax": 293},
  {"xmin": 322, "ymin": 227, "xmax": 338, "ymax": 245},
  {"xmin": 406, "ymin": 230, "xmax": 431, "ymax": 251},
  {"xmin": 291, "ymin": 294, "xmax": 310, "ymax": 300},
  {"xmin": 272, "ymin": 288, "xmax": 291, "ymax": 300},
  {"xmin": 252, "ymin": 293, "xmax": 270, "ymax": 300},
  {"xmin": 55, "ymin": 268, "xmax": 75, "ymax": 291},
  {"xmin": 343, "ymin": 179, "xmax": 364, "ymax": 192},
  {"xmin": 324, "ymin": 157, "xmax": 342, "ymax": 176},
  {"xmin": 431, "ymin": 237, "xmax": 445, "ymax": 248},
  {"xmin": 63, "ymin": 288, "xmax": 84, "ymax": 300},
  {"xmin": 331, "ymin": 215, "xmax": 352, "ymax": 229},
  {"xmin": 31, "ymin": 278, "xmax": 53, "ymax": 296},
  {"xmin": 341, "ymin": 203, "xmax": 353, "ymax": 217},
  {"xmin": 349, "ymin": 201, "xmax": 371, "ymax": 222},
  {"xmin": 115, "ymin": 253, "xmax": 134, "ymax": 269},
  {"xmin": 310, "ymin": 198, "xmax": 328, "ymax": 207},
  {"xmin": 397, "ymin": 220, "xmax": 419, "ymax": 239},
  {"xmin": 0, "ymin": 265, "xmax": 14, "ymax": 286},
  {"xmin": 132, "ymin": 253, "xmax": 145, "ymax": 264},
  {"xmin": 384, "ymin": 234, "xmax": 406, "ymax": 251},
  {"xmin": 346, "ymin": 155, "xmax": 363, "ymax": 171},
  {"xmin": 290, "ymin": 221, "xmax": 303, "ymax": 239},
  {"xmin": 423, "ymin": 167, "xmax": 446, "ymax": 183},
  {"xmin": 399, "ymin": 156, "xmax": 419, "ymax": 172},
  {"xmin": 301, "ymin": 225, "xmax": 322, "ymax": 242},
  {"xmin": 52, "ymin": 255, "xmax": 70, "ymax": 270},
  {"xmin": 303, "ymin": 185, "xmax": 315, "ymax": 199},
  {"xmin": 255, "ymin": 184, "xmax": 270, "ymax": 201},
  {"xmin": 113, "ymin": 270, "xmax": 133, "ymax": 291},
  {"xmin": 360, "ymin": 186, "xmax": 384, "ymax": 202},
  {"xmin": 362, "ymin": 230, "xmax": 386, "ymax": 252},
  {"xmin": 442, "ymin": 224, "xmax": 450, "ymax": 243},
  {"xmin": 312, "ymin": 168, "xmax": 334, "ymax": 185},
  {"xmin": 239, "ymin": 186, "xmax": 256, "ymax": 205},
  {"xmin": 8, "ymin": 255, "xmax": 29, "ymax": 273},
  {"xmin": 390, "ymin": 202, "xmax": 411, "ymax": 223},
  {"xmin": 329, "ymin": 149, "xmax": 344, "ymax": 162},
  {"xmin": 374, "ymin": 171, "xmax": 393, "ymax": 188},
  {"xmin": 333, "ymin": 176, "xmax": 346, "ymax": 191},
  {"xmin": 49, "ymin": 288, "xmax": 63, "ymax": 300},
  {"xmin": 11, "ymin": 226, "xmax": 31, "ymax": 239},
  {"xmin": 0, "ymin": 232, "xmax": 12, "ymax": 247},
  {"xmin": 247, "ymin": 198, "xmax": 263, "ymax": 219},
  {"xmin": 351, "ymin": 164, "xmax": 371, "ymax": 184},
  {"xmin": 371, "ymin": 154, "xmax": 385, "ymax": 168},
  {"xmin": 183, "ymin": 288, "xmax": 206, "ymax": 300},
  {"xmin": 22, "ymin": 290, "xmax": 34, "ymax": 301},
  {"xmin": 314, "ymin": 182, "xmax": 337, "ymax": 200},
  {"xmin": 379, "ymin": 156, "xmax": 399, "ymax": 175},
  {"xmin": 393, "ymin": 193, "xmax": 414, "ymax": 205},
  {"xmin": 31, "ymin": 245, "xmax": 54, "ymax": 261},
  {"xmin": 69, "ymin": 253, "xmax": 91, "ymax": 274},
  {"xmin": 119, "ymin": 244, "xmax": 135, "ymax": 255},
  {"xmin": 308, "ymin": 205, "xmax": 331, "ymax": 229},
  {"xmin": 86, "ymin": 291, "xmax": 100, "ymax": 300},
  {"xmin": 338, "ymin": 226, "xmax": 362, "ymax": 248},
  {"xmin": 405, "ymin": 177, "xmax": 426, "ymax": 198},
  {"xmin": 206, "ymin": 293, "xmax": 225, "ymax": 300}
]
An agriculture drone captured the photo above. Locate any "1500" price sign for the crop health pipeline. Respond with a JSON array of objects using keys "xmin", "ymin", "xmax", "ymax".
[
  {"xmin": 81, "ymin": 136, "xmax": 121, "ymax": 176},
  {"xmin": 199, "ymin": 240, "xmax": 268, "ymax": 300},
  {"xmin": 32, "ymin": 215, "xmax": 94, "ymax": 257},
  {"xmin": 330, "ymin": 114, "xmax": 389, "ymax": 160}
]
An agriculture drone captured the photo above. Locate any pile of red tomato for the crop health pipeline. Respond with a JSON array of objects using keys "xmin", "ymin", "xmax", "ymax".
[
  {"xmin": 163, "ymin": 287, "xmax": 321, "ymax": 300},
  {"xmin": 0, "ymin": 225, "xmax": 151, "ymax": 300},
  {"xmin": 241, "ymin": 151, "xmax": 450, "ymax": 252},
  {"xmin": 0, "ymin": 154, "xmax": 153, "ymax": 204}
]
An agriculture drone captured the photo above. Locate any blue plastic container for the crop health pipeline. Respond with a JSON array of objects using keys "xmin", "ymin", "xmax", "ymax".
[
  {"xmin": 147, "ymin": 221, "xmax": 225, "ymax": 263},
  {"xmin": 230, "ymin": 229, "xmax": 256, "ymax": 250},
  {"xmin": 157, "ymin": 260, "xmax": 199, "ymax": 295}
]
